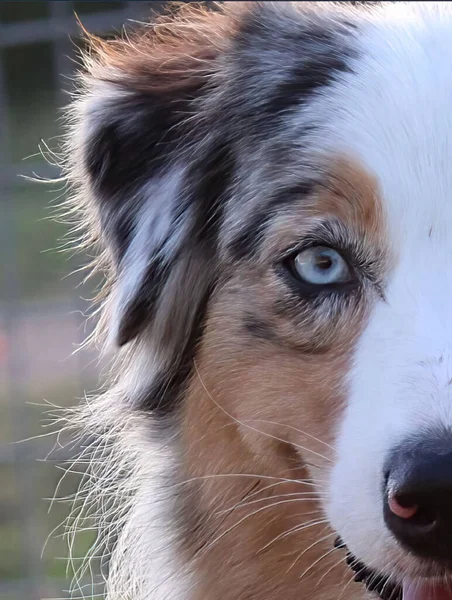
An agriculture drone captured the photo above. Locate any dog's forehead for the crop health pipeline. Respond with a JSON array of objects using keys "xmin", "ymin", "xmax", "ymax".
[
  {"xmin": 223, "ymin": 3, "xmax": 452, "ymax": 261},
  {"xmin": 317, "ymin": 3, "xmax": 452, "ymax": 246}
]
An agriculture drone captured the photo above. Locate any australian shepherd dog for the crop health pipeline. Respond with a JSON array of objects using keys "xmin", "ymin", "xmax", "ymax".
[{"xmin": 63, "ymin": 2, "xmax": 452, "ymax": 599}]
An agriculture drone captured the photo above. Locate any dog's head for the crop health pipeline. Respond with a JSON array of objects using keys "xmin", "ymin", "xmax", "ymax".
[{"xmin": 68, "ymin": 2, "xmax": 452, "ymax": 597}]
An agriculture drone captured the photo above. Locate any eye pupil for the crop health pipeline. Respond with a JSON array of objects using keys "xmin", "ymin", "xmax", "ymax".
[{"xmin": 316, "ymin": 255, "xmax": 333, "ymax": 270}]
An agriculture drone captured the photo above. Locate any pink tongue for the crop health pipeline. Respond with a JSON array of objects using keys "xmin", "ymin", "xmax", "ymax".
[{"xmin": 403, "ymin": 581, "xmax": 452, "ymax": 600}]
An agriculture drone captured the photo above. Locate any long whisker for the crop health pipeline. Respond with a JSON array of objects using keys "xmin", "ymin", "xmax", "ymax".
[
  {"xmin": 172, "ymin": 473, "xmax": 317, "ymax": 488},
  {"xmin": 258, "ymin": 517, "xmax": 329, "ymax": 553},
  {"xmin": 299, "ymin": 546, "xmax": 338, "ymax": 582},
  {"xmin": 203, "ymin": 477, "xmax": 322, "ymax": 531},
  {"xmin": 375, "ymin": 555, "xmax": 403, "ymax": 600},
  {"xmin": 238, "ymin": 478, "xmax": 318, "ymax": 500},
  {"xmin": 286, "ymin": 530, "xmax": 335, "ymax": 574},
  {"xmin": 202, "ymin": 498, "xmax": 326, "ymax": 556},
  {"xmin": 194, "ymin": 361, "xmax": 332, "ymax": 464},
  {"xmin": 316, "ymin": 553, "xmax": 347, "ymax": 586},
  {"xmin": 243, "ymin": 418, "xmax": 335, "ymax": 452},
  {"xmin": 217, "ymin": 491, "xmax": 325, "ymax": 516}
]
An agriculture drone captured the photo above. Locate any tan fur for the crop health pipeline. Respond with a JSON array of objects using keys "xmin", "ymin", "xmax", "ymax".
[
  {"xmin": 81, "ymin": 3, "xmax": 242, "ymax": 93},
  {"xmin": 317, "ymin": 157, "xmax": 385, "ymax": 234},
  {"xmin": 179, "ymin": 158, "xmax": 387, "ymax": 600}
]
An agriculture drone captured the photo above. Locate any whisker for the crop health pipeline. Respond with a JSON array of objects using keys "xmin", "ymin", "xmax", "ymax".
[
  {"xmin": 258, "ymin": 517, "xmax": 329, "ymax": 553},
  {"xmin": 171, "ymin": 473, "xmax": 317, "ymax": 488},
  {"xmin": 338, "ymin": 556, "xmax": 368, "ymax": 600},
  {"xmin": 244, "ymin": 418, "xmax": 335, "ymax": 452},
  {"xmin": 316, "ymin": 553, "xmax": 347, "ymax": 586},
  {"xmin": 375, "ymin": 555, "xmax": 403, "ymax": 600},
  {"xmin": 217, "ymin": 491, "xmax": 325, "ymax": 516},
  {"xmin": 200, "ymin": 480, "xmax": 308, "ymax": 529},
  {"xmin": 298, "ymin": 546, "xmax": 338, "ymax": 582},
  {"xmin": 194, "ymin": 361, "xmax": 332, "ymax": 464},
  {"xmin": 286, "ymin": 530, "xmax": 335, "ymax": 574},
  {"xmin": 202, "ymin": 498, "xmax": 326, "ymax": 556}
]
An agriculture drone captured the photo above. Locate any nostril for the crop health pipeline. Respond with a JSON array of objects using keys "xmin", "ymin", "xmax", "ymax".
[
  {"xmin": 385, "ymin": 484, "xmax": 437, "ymax": 530},
  {"xmin": 387, "ymin": 490, "xmax": 418, "ymax": 520}
]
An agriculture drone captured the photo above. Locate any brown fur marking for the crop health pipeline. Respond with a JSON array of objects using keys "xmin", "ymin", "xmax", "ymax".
[
  {"xmin": 81, "ymin": 4, "xmax": 243, "ymax": 93},
  {"xmin": 180, "ymin": 157, "xmax": 386, "ymax": 600}
]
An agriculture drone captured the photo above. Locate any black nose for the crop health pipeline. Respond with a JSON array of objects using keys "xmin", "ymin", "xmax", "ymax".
[{"xmin": 384, "ymin": 430, "xmax": 452, "ymax": 562}]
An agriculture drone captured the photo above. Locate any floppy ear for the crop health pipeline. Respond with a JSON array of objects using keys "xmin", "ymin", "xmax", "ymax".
[{"xmin": 68, "ymin": 5, "xmax": 237, "ymax": 355}]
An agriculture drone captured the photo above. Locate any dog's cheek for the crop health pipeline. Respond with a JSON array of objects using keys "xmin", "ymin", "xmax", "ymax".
[{"xmin": 196, "ymin": 296, "xmax": 358, "ymax": 475}]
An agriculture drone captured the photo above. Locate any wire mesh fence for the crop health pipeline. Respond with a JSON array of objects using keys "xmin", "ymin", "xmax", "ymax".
[{"xmin": 0, "ymin": 3, "xmax": 163, "ymax": 598}]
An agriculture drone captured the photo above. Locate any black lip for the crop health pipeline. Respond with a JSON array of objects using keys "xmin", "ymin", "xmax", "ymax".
[{"xmin": 334, "ymin": 537, "xmax": 403, "ymax": 600}]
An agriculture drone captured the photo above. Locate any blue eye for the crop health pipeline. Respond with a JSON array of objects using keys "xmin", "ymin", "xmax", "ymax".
[{"xmin": 292, "ymin": 246, "xmax": 351, "ymax": 286}]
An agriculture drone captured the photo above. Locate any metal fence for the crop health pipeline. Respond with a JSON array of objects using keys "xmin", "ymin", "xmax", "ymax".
[{"xmin": 0, "ymin": 3, "xmax": 163, "ymax": 599}]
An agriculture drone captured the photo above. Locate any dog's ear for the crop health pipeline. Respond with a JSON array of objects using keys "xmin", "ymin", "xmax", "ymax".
[{"xmin": 69, "ymin": 5, "xmax": 238, "ymax": 353}]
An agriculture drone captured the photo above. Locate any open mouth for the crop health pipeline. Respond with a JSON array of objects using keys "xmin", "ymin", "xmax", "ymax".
[
  {"xmin": 334, "ymin": 538, "xmax": 452, "ymax": 600},
  {"xmin": 334, "ymin": 537, "xmax": 402, "ymax": 600}
]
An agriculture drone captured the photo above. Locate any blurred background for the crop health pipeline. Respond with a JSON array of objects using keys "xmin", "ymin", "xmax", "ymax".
[{"xmin": 0, "ymin": 3, "xmax": 166, "ymax": 599}]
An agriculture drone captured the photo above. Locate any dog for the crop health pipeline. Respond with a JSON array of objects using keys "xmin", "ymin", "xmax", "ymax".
[{"xmin": 63, "ymin": 2, "xmax": 452, "ymax": 598}]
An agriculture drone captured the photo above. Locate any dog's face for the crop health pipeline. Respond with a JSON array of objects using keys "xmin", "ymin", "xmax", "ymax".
[{"xmin": 69, "ymin": 2, "xmax": 452, "ymax": 597}]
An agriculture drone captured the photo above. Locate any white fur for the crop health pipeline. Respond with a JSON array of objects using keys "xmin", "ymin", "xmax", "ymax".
[
  {"xmin": 109, "ymin": 169, "xmax": 187, "ymax": 347},
  {"xmin": 106, "ymin": 423, "xmax": 191, "ymax": 600},
  {"xmin": 62, "ymin": 392, "xmax": 192, "ymax": 600},
  {"xmin": 311, "ymin": 1, "xmax": 452, "ymax": 581}
]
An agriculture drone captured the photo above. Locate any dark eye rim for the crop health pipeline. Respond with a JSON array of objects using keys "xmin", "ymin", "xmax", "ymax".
[{"xmin": 276, "ymin": 244, "xmax": 360, "ymax": 298}]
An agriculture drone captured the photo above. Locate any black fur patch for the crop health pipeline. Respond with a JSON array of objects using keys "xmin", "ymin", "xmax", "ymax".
[
  {"xmin": 244, "ymin": 311, "xmax": 334, "ymax": 355},
  {"xmin": 85, "ymin": 92, "xmax": 194, "ymax": 199},
  {"xmin": 227, "ymin": 210, "xmax": 271, "ymax": 264},
  {"xmin": 115, "ymin": 251, "xmax": 173, "ymax": 347},
  {"xmin": 263, "ymin": 34, "xmax": 354, "ymax": 119},
  {"xmin": 138, "ymin": 280, "xmax": 213, "ymax": 414},
  {"xmin": 244, "ymin": 314, "xmax": 279, "ymax": 344},
  {"xmin": 188, "ymin": 141, "xmax": 235, "ymax": 248},
  {"xmin": 228, "ymin": 181, "xmax": 315, "ymax": 261},
  {"xmin": 228, "ymin": 7, "xmax": 356, "ymax": 134}
]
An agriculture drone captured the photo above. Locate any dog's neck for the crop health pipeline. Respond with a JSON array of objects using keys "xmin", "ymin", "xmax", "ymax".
[{"xmin": 172, "ymin": 374, "xmax": 366, "ymax": 600}]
